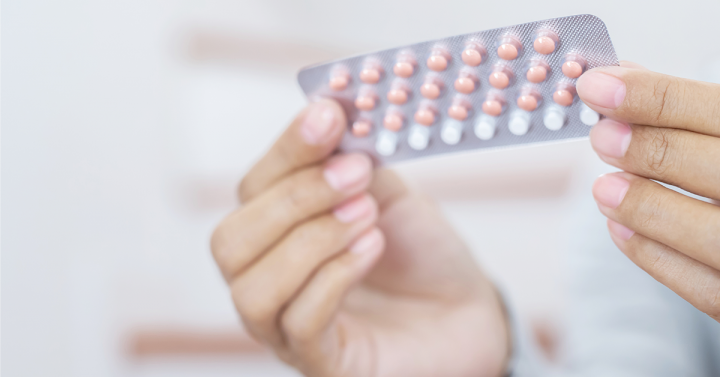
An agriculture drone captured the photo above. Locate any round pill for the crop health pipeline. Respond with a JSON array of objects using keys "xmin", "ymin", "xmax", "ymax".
[
  {"xmin": 393, "ymin": 61, "xmax": 414, "ymax": 78},
  {"xmin": 441, "ymin": 119, "xmax": 463, "ymax": 145},
  {"xmin": 351, "ymin": 120, "xmax": 372, "ymax": 137},
  {"xmin": 414, "ymin": 108, "xmax": 435, "ymax": 126},
  {"xmin": 533, "ymin": 37, "xmax": 556, "ymax": 55},
  {"xmin": 562, "ymin": 61, "xmax": 583, "ymax": 78},
  {"xmin": 354, "ymin": 95, "xmax": 376, "ymax": 111},
  {"xmin": 543, "ymin": 107, "xmax": 565, "ymax": 131},
  {"xmin": 454, "ymin": 77, "xmax": 475, "ymax": 94},
  {"xmin": 482, "ymin": 100, "xmax": 503, "ymax": 117},
  {"xmin": 497, "ymin": 43, "xmax": 518, "ymax": 60},
  {"xmin": 427, "ymin": 55, "xmax": 448, "ymax": 71},
  {"xmin": 509, "ymin": 112, "xmax": 530, "ymax": 136},
  {"xmin": 474, "ymin": 115, "xmax": 497, "ymax": 140},
  {"xmin": 489, "ymin": 71, "xmax": 510, "ymax": 89},
  {"xmin": 329, "ymin": 75, "xmax": 349, "ymax": 91},
  {"xmin": 526, "ymin": 66, "xmax": 547, "ymax": 83},
  {"xmin": 553, "ymin": 89, "xmax": 574, "ymax": 106},
  {"xmin": 462, "ymin": 48, "xmax": 482, "ymax": 66},
  {"xmin": 408, "ymin": 124, "xmax": 431, "ymax": 150},
  {"xmin": 448, "ymin": 105, "xmax": 469, "ymax": 120},
  {"xmin": 580, "ymin": 103, "xmax": 600, "ymax": 126},
  {"xmin": 517, "ymin": 95, "xmax": 539, "ymax": 112},
  {"xmin": 383, "ymin": 113, "xmax": 404, "ymax": 132},
  {"xmin": 387, "ymin": 89, "xmax": 408, "ymax": 105},
  {"xmin": 375, "ymin": 130, "xmax": 398, "ymax": 156},
  {"xmin": 420, "ymin": 83, "xmax": 441, "ymax": 99},
  {"xmin": 359, "ymin": 68, "xmax": 381, "ymax": 84}
]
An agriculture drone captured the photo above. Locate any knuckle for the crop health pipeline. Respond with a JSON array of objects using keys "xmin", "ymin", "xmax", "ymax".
[
  {"xmin": 650, "ymin": 76, "xmax": 682, "ymax": 125},
  {"xmin": 639, "ymin": 128, "xmax": 679, "ymax": 175},
  {"xmin": 699, "ymin": 283, "xmax": 720, "ymax": 319},
  {"xmin": 233, "ymin": 285, "xmax": 276, "ymax": 325},
  {"xmin": 279, "ymin": 174, "xmax": 314, "ymax": 217},
  {"xmin": 291, "ymin": 219, "xmax": 337, "ymax": 251},
  {"xmin": 633, "ymin": 187, "xmax": 666, "ymax": 233},
  {"xmin": 282, "ymin": 314, "xmax": 318, "ymax": 344}
]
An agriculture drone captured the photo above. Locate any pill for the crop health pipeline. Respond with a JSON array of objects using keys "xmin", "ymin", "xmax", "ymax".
[
  {"xmin": 448, "ymin": 104, "xmax": 469, "ymax": 120},
  {"xmin": 454, "ymin": 77, "xmax": 475, "ymax": 94},
  {"xmin": 387, "ymin": 88, "xmax": 409, "ymax": 105},
  {"xmin": 354, "ymin": 95, "xmax": 376, "ymax": 111},
  {"xmin": 533, "ymin": 36, "xmax": 556, "ymax": 55},
  {"xmin": 526, "ymin": 66, "xmax": 547, "ymax": 83},
  {"xmin": 543, "ymin": 107, "xmax": 565, "ymax": 131},
  {"xmin": 408, "ymin": 124, "xmax": 431, "ymax": 150},
  {"xmin": 489, "ymin": 71, "xmax": 510, "ymax": 89},
  {"xmin": 375, "ymin": 130, "xmax": 398, "ymax": 156},
  {"xmin": 383, "ymin": 113, "xmax": 404, "ymax": 131},
  {"xmin": 414, "ymin": 108, "xmax": 435, "ymax": 126},
  {"xmin": 497, "ymin": 43, "xmax": 518, "ymax": 60},
  {"xmin": 474, "ymin": 114, "xmax": 497, "ymax": 140},
  {"xmin": 441, "ymin": 119, "xmax": 463, "ymax": 145},
  {"xmin": 393, "ymin": 61, "xmax": 414, "ymax": 78},
  {"xmin": 427, "ymin": 55, "xmax": 448, "ymax": 71},
  {"xmin": 482, "ymin": 100, "xmax": 503, "ymax": 117},
  {"xmin": 517, "ymin": 94, "xmax": 539, "ymax": 112},
  {"xmin": 359, "ymin": 67, "xmax": 381, "ymax": 84},
  {"xmin": 580, "ymin": 102, "xmax": 600, "ymax": 126},
  {"xmin": 562, "ymin": 61, "xmax": 583, "ymax": 79},
  {"xmin": 553, "ymin": 89, "xmax": 574, "ymax": 106},
  {"xmin": 329, "ymin": 74, "xmax": 349, "ymax": 91},
  {"xmin": 420, "ymin": 82, "xmax": 441, "ymax": 99},
  {"xmin": 462, "ymin": 47, "xmax": 483, "ymax": 66},
  {"xmin": 351, "ymin": 120, "xmax": 372, "ymax": 137},
  {"xmin": 508, "ymin": 110, "xmax": 531, "ymax": 136}
]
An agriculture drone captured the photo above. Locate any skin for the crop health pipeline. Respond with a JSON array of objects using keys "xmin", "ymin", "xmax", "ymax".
[
  {"xmin": 211, "ymin": 99, "xmax": 509, "ymax": 377},
  {"xmin": 578, "ymin": 61, "xmax": 720, "ymax": 322}
]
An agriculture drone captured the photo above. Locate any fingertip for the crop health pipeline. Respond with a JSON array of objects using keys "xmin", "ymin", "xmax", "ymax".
[
  {"xmin": 589, "ymin": 119, "xmax": 632, "ymax": 159},
  {"xmin": 323, "ymin": 153, "xmax": 374, "ymax": 193},
  {"xmin": 299, "ymin": 100, "xmax": 346, "ymax": 146},
  {"xmin": 607, "ymin": 218, "xmax": 635, "ymax": 242}
]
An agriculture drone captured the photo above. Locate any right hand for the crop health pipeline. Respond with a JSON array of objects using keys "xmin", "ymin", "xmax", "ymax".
[{"xmin": 211, "ymin": 99, "xmax": 510, "ymax": 377}]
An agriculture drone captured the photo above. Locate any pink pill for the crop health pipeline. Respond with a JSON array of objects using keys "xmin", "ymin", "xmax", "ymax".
[
  {"xmin": 553, "ymin": 89, "xmax": 574, "ymax": 106},
  {"xmin": 414, "ymin": 108, "xmax": 435, "ymax": 126},
  {"xmin": 393, "ymin": 61, "xmax": 414, "ymax": 78},
  {"xmin": 351, "ymin": 120, "xmax": 372, "ymax": 137},
  {"xmin": 359, "ymin": 68, "xmax": 381, "ymax": 84},
  {"xmin": 482, "ymin": 100, "xmax": 503, "ymax": 117},
  {"xmin": 329, "ymin": 75, "xmax": 349, "ymax": 91},
  {"xmin": 454, "ymin": 77, "xmax": 475, "ymax": 94},
  {"xmin": 420, "ymin": 82, "xmax": 441, "ymax": 99},
  {"xmin": 497, "ymin": 44, "xmax": 518, "ymax": 60},
  {"xmin": 448, "ymin": 105, "xmax": 469, "ymax": 121},
  {"xmin": 533, "ymin": 37, "xmax": 556, "ymax": 55},
  {"xmin": 462, "ymin": 48, "xmax": 483, "ymax": 66},
  {"xmin": 517, "ymin": 95, "xmax": 539, "ymax": 111},
  {"xmin": 526, "ymin": 66, "xmax": 547, "ymax": 83},
  {"xmin": 354, "ymin": 95, "xmax": 376, "ymax": 111},
  {"xmin": 562, "ymin": 61, "xmax": 583, "ymax": 78},
  {"xmin": 489, "ymin": 71, "xmax": 510, "ymax": 89},
  {"xmin": 427, "ymin": 55, "xmax": 448, "ymax": 71},
  {"xmin": 387, "ymin": 88, "xmax": 408, "ymax": 105},
  {"xmin": 383, "ymin": 113, "xmax": 404, "ymax": 131}
]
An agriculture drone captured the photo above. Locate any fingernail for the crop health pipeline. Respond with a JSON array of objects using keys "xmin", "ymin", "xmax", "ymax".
[
  {"xmin": 590, "ymin": 119, "xmax": 632, "ymax": 158},
  {"xmin": 334, "ymin": 195, "xmax": 374, "ymax": 223},
  {"xmin": 300, "ymin": 104, "xmax": 336, "ymax": 145},
  {"xmin": 607, "ymin": 219, "xmax": 635, "ymax": 241},
  {"xmin": 324, "ymin": 154, "xmax": 372, "ymax": 192},
  {"xmin": 349, "ymin": 228, "xmax": 383, "ymax": 254},
  {"xmin": 576, "ymin": 71, "xmax": 626, "ymax": 109},
  {"xmin": 592, "ymin": 174, "xmax": 630, "ymax": 209}
]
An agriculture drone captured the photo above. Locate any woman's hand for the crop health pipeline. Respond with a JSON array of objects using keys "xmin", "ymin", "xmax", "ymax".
[
  {"xmin": 577, "ymin": 62, "xmax": 720, "ymax": 322},
  {"xmin": 211, "ymin": 100, "xmax": 509, "ymax": 377}
]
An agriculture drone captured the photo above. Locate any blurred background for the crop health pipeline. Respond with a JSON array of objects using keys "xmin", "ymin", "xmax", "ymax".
[{"xmin": 3, "ymin": 0, "xmax": 720, "ymax": 376}]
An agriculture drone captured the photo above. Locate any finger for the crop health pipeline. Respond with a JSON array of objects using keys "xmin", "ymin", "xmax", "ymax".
[
  {"xmin": 279, "ymin": 228, "xmax": 384, "ymax": 372},
  {"xmin": 229, "ymin": 196, "xmax": 379, "ymax": 348},
  {"xmin": 589, "ymin": 119, "xmax": 720, "ymax": 200},
  {"xmin": 239, "ymin": 99, "xmax": 347, "ymax": 203},
  {"xmin": 212, "ymin": 153, "xmax": 373, "ymax": 280},
  {"xmin": 368, "ymin": 168, "xmax": 409, "ymax": 210},
  {"xmin": 593, "ymin": 172, "xmax": 720, "ymax": 270},
  {"xmin": 577, "ymin": 66, "xmax": 720, "ymax": 137},
  {"xmin": 606, "ymin": 219, "xmax": 720, "ymax": 322},
  {"xmin": 619, "ymin": 60, "xmax": 648, "ymax": 70}
]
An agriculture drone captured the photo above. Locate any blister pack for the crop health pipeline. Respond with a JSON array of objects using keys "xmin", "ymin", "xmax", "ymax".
[{"xmin": 297, "ymin": 14, "xmax": 618, "ymax": 164}]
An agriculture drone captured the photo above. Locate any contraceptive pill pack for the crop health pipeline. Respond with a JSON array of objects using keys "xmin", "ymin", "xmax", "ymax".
[{"xmin": 297, "ymin": 14, "xmax": 618, "ymax": 164}]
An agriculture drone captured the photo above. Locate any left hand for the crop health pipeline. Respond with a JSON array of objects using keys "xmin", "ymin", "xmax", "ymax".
[{"xmin": 576, "ymin": 61, "xmax": 720, "ymax": 322}]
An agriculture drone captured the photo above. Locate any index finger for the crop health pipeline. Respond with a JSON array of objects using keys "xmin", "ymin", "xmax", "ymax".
[
  {"xmin": 577, "ymin": 65, "xmax": 720, "ymax": 137},
  {"xmin": 239, "ymin": 99, "xmax": 348, "ymax": 202}
]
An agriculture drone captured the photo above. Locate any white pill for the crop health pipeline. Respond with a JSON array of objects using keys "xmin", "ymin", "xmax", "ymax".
[
  {"xmin": 508, "ymin": 110, "xmax": 531, "ymax": 136},
  {"xmin": 408, "ymin": 124, "xmax": 431, "ymax": 150},
  {"xmin": 474, "ymin": 115, "xmax": 497, "ymax": 140},
  {"xmin": 580, "ymin": 102, "xmax": 600, "ymax": 126},
  {"xmin": 375, "ymin": 130, "xmax": 398, "ymax": 156},
  {"xmin": 543, "ymin": 106, "xmax": 565, "ymax": 131},
  {"xmin": 441, "ymin": 119, "xmax": 463, "ymax": 145}
]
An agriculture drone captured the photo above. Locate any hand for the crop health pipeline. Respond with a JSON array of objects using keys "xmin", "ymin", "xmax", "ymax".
[
  {"xmin": 577, "ymin": 61, "xmax": 720, "ymax": 322},
  {"xmin": 211, "ymin": 100, "xmax": 509, "ymax": 377}
]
